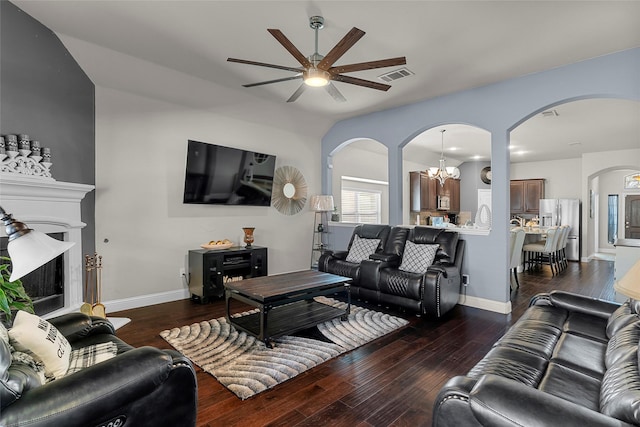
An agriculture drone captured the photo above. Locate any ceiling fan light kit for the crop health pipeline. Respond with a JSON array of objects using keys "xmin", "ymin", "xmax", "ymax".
[
  {"xmin": 304, "ymin": 68, "xmax": 330, "ymax": 87},
  {"xmin": 228, "ymin": 16, "xmax": 406, "ymax": 102}
]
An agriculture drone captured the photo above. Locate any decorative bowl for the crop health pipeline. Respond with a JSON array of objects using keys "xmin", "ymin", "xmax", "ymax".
[{"xmin": 200, "ymin": 242, "xmax": 233, "ymax": 250}]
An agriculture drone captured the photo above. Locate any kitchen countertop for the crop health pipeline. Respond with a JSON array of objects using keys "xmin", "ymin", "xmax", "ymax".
[
  {"xmin": 330, "ymin": 222, "xmax": 491, "ymax": 236},
  {"xmin": 615, "ymin": 239, "xmax": 640, "ymax": 248}
]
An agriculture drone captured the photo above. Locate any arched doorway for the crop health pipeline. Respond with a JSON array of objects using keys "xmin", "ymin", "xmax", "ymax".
[{"xmin": 329, "ymin": 138, "xmax": 389, "ymax": 224}]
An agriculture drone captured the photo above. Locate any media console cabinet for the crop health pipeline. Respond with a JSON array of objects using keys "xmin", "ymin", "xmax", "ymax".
[{"xmin": 188, "ymin": 246, "xmax": 267, "ymax": 303}]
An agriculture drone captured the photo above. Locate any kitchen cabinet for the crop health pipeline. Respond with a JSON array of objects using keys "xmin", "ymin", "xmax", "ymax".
[
  {"xmin": 510, "ymin": 179, "xmax": 545, "ymax": 214},
  {"xmin": 410, "ymin": 172, "xmax": 460, "ymax": 212},
  {"xmin": 438, "ymin": 178, "xmax": 460, "ymax": 212},
  {"xmin": 410, "ymin": 171, "xmax": 437, "ymax": 211}
]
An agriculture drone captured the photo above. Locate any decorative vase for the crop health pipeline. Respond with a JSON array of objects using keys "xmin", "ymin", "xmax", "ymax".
[{"xmin": 242, "ymin": 227, "xmax": 255, "ymax": 248}]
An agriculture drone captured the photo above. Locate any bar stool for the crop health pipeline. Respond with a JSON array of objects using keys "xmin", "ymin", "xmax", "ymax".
[
  {"xmin": 523, "ymin": 226, "xmax": 560, "ymax": 275},
  {"xmin": 509, "ymin": 228, "xmax": 526, "ymax": 289}
]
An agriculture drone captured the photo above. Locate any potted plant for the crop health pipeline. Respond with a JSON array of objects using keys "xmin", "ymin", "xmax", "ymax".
[{"xmin": 0, "ymin": 256, "xmax": 34, "ymax": 321}]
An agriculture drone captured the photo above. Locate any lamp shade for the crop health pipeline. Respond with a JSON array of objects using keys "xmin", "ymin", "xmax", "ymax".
[
  {"xmin": 614, "ymin": 259, "xmax": 640, "ymax": 300},
  {"xmin": 7, "ymin": 230, "xmax": 75, "ymax": 282},
  {"xmin": 309, "ymin": 195, "xmax": 334, "ymax": 212}
]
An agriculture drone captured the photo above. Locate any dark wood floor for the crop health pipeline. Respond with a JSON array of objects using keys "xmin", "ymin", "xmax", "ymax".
[{"xmin": 112, "ymin": 259, "xmax": 615, "ymax": 427}]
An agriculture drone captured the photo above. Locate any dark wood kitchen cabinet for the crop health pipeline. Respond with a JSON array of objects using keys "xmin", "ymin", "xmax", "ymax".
[
  {"xmin": 410, "ymin": 172, "xmax": 460, "ymax": 212},
  {"xmin": 510, "ymin": 179, "xmax": 544, "ymax": 214},
  {"xmin": 439, "ymin": 178, "xmax": 460, "ymax": 212},
  {"xmin": 410, "ymin": 171, "xmax": 437, "ymax": 211}
]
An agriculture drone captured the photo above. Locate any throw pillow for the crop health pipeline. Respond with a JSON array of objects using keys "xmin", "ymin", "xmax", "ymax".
[
  {"xmin": 345, "ymin": 235, "xmax": 381, "ymax": 263},
  {"xmin": 399, "ymin": 241, "xmax": 439, "ymax": 274},
  {"xmin": 66, "ymin": 342, "xmax": 118, "ymax": 376},
  {"xmin": 8, "ymin": 310, "xmax": 72, "ymax": 380}
]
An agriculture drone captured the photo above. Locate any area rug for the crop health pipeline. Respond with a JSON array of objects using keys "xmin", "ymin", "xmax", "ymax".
[{"xmin": 159, "ymin": 297, "xmax": 408, "ymax": 399}]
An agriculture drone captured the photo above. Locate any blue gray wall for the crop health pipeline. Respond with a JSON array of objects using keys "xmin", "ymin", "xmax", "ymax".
[
  {"xmin": 322, "ymin": 48, "xmax": 640, "ymax": 307},
  {"xmin": 1, "ymin": 1, "xmax": 95, "ymax": 256}
]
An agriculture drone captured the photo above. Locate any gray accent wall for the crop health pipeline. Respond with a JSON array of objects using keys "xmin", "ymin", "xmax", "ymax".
[
  {"xmin": 322, "ymin": 48, "xmax": 640, "ymax": 307},
  {"xmin": 1, "ymin": 1, "xmax": 95, "ymax": 256}
]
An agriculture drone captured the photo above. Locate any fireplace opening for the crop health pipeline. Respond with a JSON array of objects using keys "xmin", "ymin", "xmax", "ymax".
[{"xmin": 0, "ymin": 233, "xmax": 65, "ymax": 315}]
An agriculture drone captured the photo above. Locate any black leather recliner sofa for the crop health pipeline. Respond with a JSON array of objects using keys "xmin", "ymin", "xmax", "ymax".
[
  {"xmin": 1, "ymin": 312, "xmax": 197, "ymax": 427},
  {"xmin": 433, "ymin": 291, "xmax": 640, "ymax": 426},
  {"xmin": 318, "ymin": 224, "xmax": 391, "ymax": 286},
  {"xmin": 320, "ymin": 225, "xmax": 465, "ymax": 319}
]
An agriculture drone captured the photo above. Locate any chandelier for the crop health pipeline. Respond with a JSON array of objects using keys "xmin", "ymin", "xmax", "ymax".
[{"xmin": 427, "ymin": 129, "xmax": 460, "ymax": 186}]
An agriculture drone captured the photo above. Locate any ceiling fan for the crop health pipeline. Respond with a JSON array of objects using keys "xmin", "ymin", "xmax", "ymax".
[{"xmin": 227, "ymin": 16, "xmax": 407, "ymax": 103}]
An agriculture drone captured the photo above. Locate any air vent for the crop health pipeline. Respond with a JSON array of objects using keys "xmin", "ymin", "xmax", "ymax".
[
  {"xmin": 378, "ymin": 67, "xmax": 414, "ymax": 82},
  {"xmin": 541, "ymin": 109, "xmax": 559, "ymax": 117}
]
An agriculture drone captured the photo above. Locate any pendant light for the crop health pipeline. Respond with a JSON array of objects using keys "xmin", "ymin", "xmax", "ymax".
[{"xmin": 427, "ymin": 129, "xmax": 460, "ymax": 186}]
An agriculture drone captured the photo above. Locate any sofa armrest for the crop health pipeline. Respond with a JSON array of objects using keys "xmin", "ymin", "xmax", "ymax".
[
  {"xmin": 469, "ymin": 375, "xmax": 633, "ymax": 427},
  {"xmin": 47, "ymin": 312, "xmax": 115, "ymax": 343},
  {"xmin": 318, "ymin": 250, "xmax": 348, "ymax": 272},
  {"xmin": 331, "ymin": 250, "xmax": 349, "ymax": 260},
  {"xmin": 427, "ymin": 263, "xmax": 452, "ymax": 279},
  {"xmin": 545, "ymin": 291, "xmax": 620, "ymax": 319},
  {"xmin": 433, "ymin": 376, "xmax": 482, "ymax": 427},
  {"xmin": 0, "ymin": 346, "xmax": 196, "ymax": 427},
  {"xmin": 369, "ymin": 253, "xmax": 400, "ymax": 264}
]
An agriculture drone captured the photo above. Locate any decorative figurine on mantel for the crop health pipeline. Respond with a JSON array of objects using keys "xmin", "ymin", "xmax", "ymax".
[{"xmin": 0, "ymin": 133, "xmax": 54, "ymax": 179}]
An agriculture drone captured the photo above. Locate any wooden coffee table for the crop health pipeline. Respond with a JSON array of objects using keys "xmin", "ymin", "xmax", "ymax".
[{"xmin": 224, "ymin": 270, "xmax": 351, "ymax": 347}]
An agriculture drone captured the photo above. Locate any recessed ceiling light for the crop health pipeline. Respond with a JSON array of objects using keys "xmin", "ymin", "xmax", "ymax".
[{"xmin": 472, "ymin": 155, "xmax": 482, "ymax": 160}]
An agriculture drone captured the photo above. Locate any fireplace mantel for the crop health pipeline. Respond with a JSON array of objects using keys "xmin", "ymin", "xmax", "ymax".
[{"xmin": 0, "ymin": 173, "xmax": 94, "ymax": 317}]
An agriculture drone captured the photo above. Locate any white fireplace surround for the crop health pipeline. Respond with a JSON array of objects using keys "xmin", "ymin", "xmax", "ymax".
[{"xmin": 0, "ymin": 173, "xmax": 94, "ymax": 318}]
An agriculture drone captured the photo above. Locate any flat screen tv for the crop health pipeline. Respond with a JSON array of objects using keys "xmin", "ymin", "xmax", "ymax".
[{"xmin": 183, "ymin": 139, "xmax": 276, "ymax": 206}]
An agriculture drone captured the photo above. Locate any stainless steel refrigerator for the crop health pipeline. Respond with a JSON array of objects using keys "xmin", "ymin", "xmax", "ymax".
[{"xmin": 539, "ymin": 198, "xmax": 581, "ymax": 261}]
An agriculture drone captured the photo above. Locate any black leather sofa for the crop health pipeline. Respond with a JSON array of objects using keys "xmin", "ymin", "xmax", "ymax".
[
  {"xmin": 318, "ymin": 224, "xmax": 391, "ymax": 286},
  {"xmin": 319, "ymin": 225, "xmax": 465, "ymax": 319},
  {"xmin": 433, "ymin": 291, "xmax": 640, "ymax": 427},
  {"xmin": 1, "ymin": 312, "xmax": 197, "ymax": 427}
]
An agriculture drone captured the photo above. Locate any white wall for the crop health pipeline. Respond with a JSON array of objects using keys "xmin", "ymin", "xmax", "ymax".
[
  {"xmin": 95, "ymin": 87, "xmax": 321, "ymax": 306},
  {"xmin": 510, "ymin": 158, "xmax": 581, "ymax": 199}
]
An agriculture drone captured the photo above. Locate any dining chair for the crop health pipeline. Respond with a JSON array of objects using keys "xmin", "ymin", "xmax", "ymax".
[
  {"xmin": 555, "ymin": 226, "xmax": 570, "ymax": 272},
  {"xmin": 509, "ymin": 228, "xmax": 526, "ymax": 289},
  {"xmin": 523, "ymin": 226, "xmax": 560, "ymax": 275}
]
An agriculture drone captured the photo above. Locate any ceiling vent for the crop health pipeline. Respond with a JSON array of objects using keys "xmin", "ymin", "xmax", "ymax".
[
  {"xmin": 378, "ymin": 67, "xmax": 414, "ymax": 82},
  {"xmin": 541, "ymin": 109, "xmax": 559, "ymax": 117}
]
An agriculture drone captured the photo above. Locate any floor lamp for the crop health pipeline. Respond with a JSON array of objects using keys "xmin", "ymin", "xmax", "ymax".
[
  {"xmin": 310, "ymin": 195, "xmax": 334, "ymax": 268},
  {"xmin": 1, "ymin": 206, "xmax": 74, "ymax": 282}
]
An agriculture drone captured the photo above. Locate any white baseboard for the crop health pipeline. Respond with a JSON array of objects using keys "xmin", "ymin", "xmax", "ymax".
[
  {"xmin": 598, "ymin": 248, "xmax": 616, "ymax": 254},
  {"xmin": 104, "ymin": 289, "xmax": 190, "ymax": 313},
  {"xmin": 459, "ymin": 294, "xmax": 512, "ymax": 314}
]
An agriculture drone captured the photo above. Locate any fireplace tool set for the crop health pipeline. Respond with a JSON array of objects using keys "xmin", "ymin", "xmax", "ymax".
[{"xmin": 82, "ymin": 253, "xmax": 106, "ymax": 318}]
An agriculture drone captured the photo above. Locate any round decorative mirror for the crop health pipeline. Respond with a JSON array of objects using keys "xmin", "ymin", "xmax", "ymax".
[
  {"xmin": 283, "ymin": 182, "xmax": 296, "ymax": 199},
  {"xmin": 271, "ymin": 166, "xmax": 307, "ymax": 215}
]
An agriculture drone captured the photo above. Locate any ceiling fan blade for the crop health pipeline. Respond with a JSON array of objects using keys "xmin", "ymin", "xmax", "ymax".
[
  {"xmin": 317, "ymin": 27, "xmax": 366, "ymax": 70},
  {"xmin": 330, "ymin": 56, "xmax": 407, "ymax": 74},
  {"xmin": 286, "ymin": 84, "xmax": 307, "ymax": 103},
  {"xmin": 267, "ymin": 29, "xmax": 312, "ymax": 68},
  {"xmin": 333, "ymin": 74, "xmax": 391, "ymax": 91},
  {"xmin": 243, "ymin": 74, "xmax": 303, "ymax": 88},
  {"xmin": 325, "ymin": 83, "xmax": 346, "ymax": 102},
  {"xmin": 227, "ymin": 58, "xmax": 302, "ymax": 73}
]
